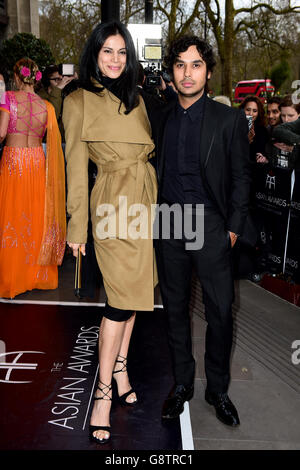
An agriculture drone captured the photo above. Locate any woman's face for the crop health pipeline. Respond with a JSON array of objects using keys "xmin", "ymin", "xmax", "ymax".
[
  {"xmin": 97, "ymin": 34, "xmax": 127, "ymax": 79},
  {"xmin": 280, "ymin": 106, "xmax": 300, "ymax": 123},
  {"xmin": 244, "ymin": 101, "xmax": 259, "ymax": 121}
]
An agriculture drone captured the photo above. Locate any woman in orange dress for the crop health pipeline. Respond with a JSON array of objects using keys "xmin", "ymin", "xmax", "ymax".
[{"xmin": 0, "ymin": 58, "xmax": 66, "ymax": 299}]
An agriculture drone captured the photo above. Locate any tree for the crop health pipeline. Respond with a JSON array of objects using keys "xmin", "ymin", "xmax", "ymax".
[
  {"xmin": 230, "ymin": 4, "xmax": 299, "ymax": 93},
  {"xmin": 155, "ymin": 0, "xmax": 204, "ymax": 44},
  {"xmin": 39, "ymin": 0, "xmax": 100, "ymax": 64},
  {"xmin": 39, "ymin": 1, "xmax": 300, "ymax": 98},
  {"xmin": 122, "ymin": 0, "xmax": 145, "ymax": 24},
  {"xmin": 154, "ymin": 0, "xmax": 300, "ymax": 99},
  {"xmin": 0, "ymin": 33, "xmax": 55, "ymax": 78},
  {"xmin": 39, "ymin": 0, "xmax": 147, "ymax": 64},
  {"xmin": 271, "ymin": 56, "xmax": 291, "ymax": 92},
  {"xmin": 196, "ymin": 0, "xmax": 300, "ymax": 99}
]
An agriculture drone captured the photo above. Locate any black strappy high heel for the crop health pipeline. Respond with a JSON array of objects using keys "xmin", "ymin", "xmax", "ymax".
[
  {"xmin": 112, "ymin": 355, "xmax": 137, "ymax": 407},
  {"xmin": 89, "ymin": 381, "xmax": 112, "ymax": 444}
]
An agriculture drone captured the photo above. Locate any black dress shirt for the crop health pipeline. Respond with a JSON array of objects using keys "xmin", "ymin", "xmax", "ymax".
[{"xmin": 162, "ymin": 93, "xmax": 213, "ymax": 206}]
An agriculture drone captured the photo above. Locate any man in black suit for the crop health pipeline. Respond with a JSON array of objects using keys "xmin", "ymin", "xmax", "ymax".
[{"xmin": 148, "ymin": 36, "xmax": 251, "ymax": 426}]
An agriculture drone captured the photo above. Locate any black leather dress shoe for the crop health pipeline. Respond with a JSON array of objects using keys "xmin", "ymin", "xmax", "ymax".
[
  {"xmin": 205, "ymin": 389, "xmax": 240, "ymax": 427},
  {"xmin": 162, "ymin": 384, "xmax": 194, "ymax": 419}
]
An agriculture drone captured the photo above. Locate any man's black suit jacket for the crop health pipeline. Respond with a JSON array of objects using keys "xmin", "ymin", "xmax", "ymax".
[{"xmin": 143, "ymin": 94, "xmax": 251, "ymax": 237}]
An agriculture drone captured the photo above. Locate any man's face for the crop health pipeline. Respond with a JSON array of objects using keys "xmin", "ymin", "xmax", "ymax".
[
  {"xmin": 172, "ymin": 45, "xmax": 211, "ymax": 104},
  {"xmin": 49, "ymin": 71, "xmax": 63, "ymax": 87},
  {"xmin": 267, "ymin": 103, "xmax": 281, "ymax": 127}
]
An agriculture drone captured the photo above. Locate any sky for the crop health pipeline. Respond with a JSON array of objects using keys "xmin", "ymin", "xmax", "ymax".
[
  {"xmin": 158, "ymin": 1, "xmax": 300, "ymax": 18},
  {"xmin": 232, "ymin": 0, "xmax": 300, "ymax": 5},
  {"xmin": 215, "ymin": 0, "xmax": 300, "ymax": 13}
]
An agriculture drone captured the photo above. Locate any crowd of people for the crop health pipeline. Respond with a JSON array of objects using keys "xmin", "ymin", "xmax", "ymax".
[
  {"xmin": 238, "ymin": 93, "xmax": 300, "ymax": 279},
  {"xmin": 0, "ymin": 20, "xmax": 299, "ymax": 445}
]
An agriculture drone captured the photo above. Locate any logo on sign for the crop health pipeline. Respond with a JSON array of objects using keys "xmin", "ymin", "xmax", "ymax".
[
  {"xmin": 0, "ymin": 340, "xmax": 45, "ymax": 384},
  {"xmin": 266, "ymin": 173, "xmax": 276, "ymax": 190}
]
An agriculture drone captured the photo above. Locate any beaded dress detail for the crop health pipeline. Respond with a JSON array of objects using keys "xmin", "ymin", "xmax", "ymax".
[{"xmin": 0, "ymin": 91, "xmax": 65, "ymax": 298}]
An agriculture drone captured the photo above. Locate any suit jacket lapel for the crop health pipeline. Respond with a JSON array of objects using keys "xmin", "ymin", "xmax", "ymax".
[{"xmin": 200, "ymin": 97, "xmax": 217, "ymax": 168}]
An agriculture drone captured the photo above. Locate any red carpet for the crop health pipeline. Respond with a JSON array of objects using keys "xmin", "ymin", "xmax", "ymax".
[{"xmin": 261, "ymin": 275, "xmax": 300, "ymax": 307}]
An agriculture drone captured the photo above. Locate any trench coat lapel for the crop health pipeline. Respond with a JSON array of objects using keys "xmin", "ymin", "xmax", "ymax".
[{"xmin": 81, "ymin": 89, "xmax": 153, "ymax": 145}]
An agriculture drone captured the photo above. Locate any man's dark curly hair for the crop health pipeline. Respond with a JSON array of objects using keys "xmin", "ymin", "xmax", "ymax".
[
  {"xmin": 267, "ymin": 96, "xmax": 282, "ymax": 107},
  {"xmin": 164, "ymin": 35, "xmax": 216, "ymax": 79}
]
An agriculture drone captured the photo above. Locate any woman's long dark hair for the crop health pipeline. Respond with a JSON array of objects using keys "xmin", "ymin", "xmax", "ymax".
[
  {"xmin": 239, "ymin": 95, "xmax": 266, "ymax": 127},
  {"xmin": 79, "ymin": 21, "xmax": 139, "ymax": 114}
]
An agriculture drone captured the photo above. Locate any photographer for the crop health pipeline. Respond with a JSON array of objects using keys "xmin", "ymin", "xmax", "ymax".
[
  {"xmin": 38, "ymin": 64, "xmax": 77, "ymax": 140},
  {"xmin": 139, "ymin": 61, "xmax": 177, "ymax": 102},
  {"xmin": 252, "ymin": 97, "xmax": 300, "ymax": 279},
  {"xmin": 272, "ymin": 97, "xmax": 300, "ymax": 161},
  {"xmin": 273, "ymin": 118, "xmax": 300, "ymax": 146},
  {"xmin": 265, "ymin": 96, "xmax": 300, "ymax": 170}
]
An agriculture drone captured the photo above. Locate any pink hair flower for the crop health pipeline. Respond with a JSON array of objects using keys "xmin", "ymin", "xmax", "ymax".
[
  {"xmin": 20, "ymin": 66, "xmax": 31, "ymax": 77},
  {"xmin": 36, "ymin": 71, "xmax": 42, "ymax": 81}
]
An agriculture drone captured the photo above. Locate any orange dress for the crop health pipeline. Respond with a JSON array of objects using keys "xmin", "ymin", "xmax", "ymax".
[{"xmin": 0, "ymin": 91, "xmax": 66, "ymax": 298}]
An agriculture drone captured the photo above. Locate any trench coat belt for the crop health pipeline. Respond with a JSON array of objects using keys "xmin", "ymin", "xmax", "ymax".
[{"xmin": 101, "ymin": 154, "xmax": 154, "ymax": 204}]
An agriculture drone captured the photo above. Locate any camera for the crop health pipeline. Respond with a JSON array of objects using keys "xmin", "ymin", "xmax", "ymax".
[
  {"xmin": 145, "ymin": 74, "xmax": 161, "ymax": 88},
  {"xmin": 58, "ymin": 64, "xmax": 75, "ymax": 76},
  {"xmin": 143, "ymin": 65, "xmax": 171, "ymax": 90},
  {"xmin": 143, "ymin": 65, "xmax": 160, "ymax": 89},
  {"xmin": 158, "ymin": 70, "xmax": 171, "ymax": 84}
]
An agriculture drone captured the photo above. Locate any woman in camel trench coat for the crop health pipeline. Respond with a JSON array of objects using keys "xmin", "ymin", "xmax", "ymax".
[{"xmin": 63, "ymin": 21, "xmax": 157, "ymax": 444}]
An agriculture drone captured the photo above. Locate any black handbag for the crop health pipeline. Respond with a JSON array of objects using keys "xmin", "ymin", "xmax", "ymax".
[
  {"xmin": 74, "ymin": 241, "xmax": 102, "ymax": 299},
  {"xmin": 74, "ymin": 161, "xmax": 102, "ymax": 299},
  {"xmin": 74, "ymin": 249, "xmax": 83, "ymax": 297}
]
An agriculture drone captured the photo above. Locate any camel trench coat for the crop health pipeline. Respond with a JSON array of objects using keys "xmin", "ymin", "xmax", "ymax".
[{"xmin": 63, "ymin": 87, "xmax": 158, "ymax": 311}]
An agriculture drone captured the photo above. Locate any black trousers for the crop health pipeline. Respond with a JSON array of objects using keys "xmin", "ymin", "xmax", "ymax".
[{"xmin": 155, "ymin": 207, "xmax": 234, "ymax": 394}]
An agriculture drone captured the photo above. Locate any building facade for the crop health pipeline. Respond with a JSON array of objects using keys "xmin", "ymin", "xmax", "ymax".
[{"xmin": 0, "ymin": 0, "xmax": 39, "ymax": 42}]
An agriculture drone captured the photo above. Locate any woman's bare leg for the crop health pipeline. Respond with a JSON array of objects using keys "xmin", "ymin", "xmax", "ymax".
[
  {"xmin": 90, "ymin": 317, "xmax": 126, "ymax": 441},
  {"xmin": 113, "ymin": 313, "xmax": 137, "ymax": 403}
]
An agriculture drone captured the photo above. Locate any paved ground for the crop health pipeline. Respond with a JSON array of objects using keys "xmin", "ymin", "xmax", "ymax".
[
  {"xmin": 2, "ymin": 253, "xmax": 300, "ymax": 451},
  {"xmin": 189, "ymin": 278, "xmax": 300, "ymax": 450}
]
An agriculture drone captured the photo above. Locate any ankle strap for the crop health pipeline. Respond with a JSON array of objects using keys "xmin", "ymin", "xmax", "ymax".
[
  {"xmin": 113, "ymin": 355, "xmax": 127, "ymax": 373},
  {"xmin": 116, "ymin": 354, "xmax": 127, "ymax": 363},
  {"xmin": 95, "ymin": 381, "xmax": 112, "ymax": 401}
]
